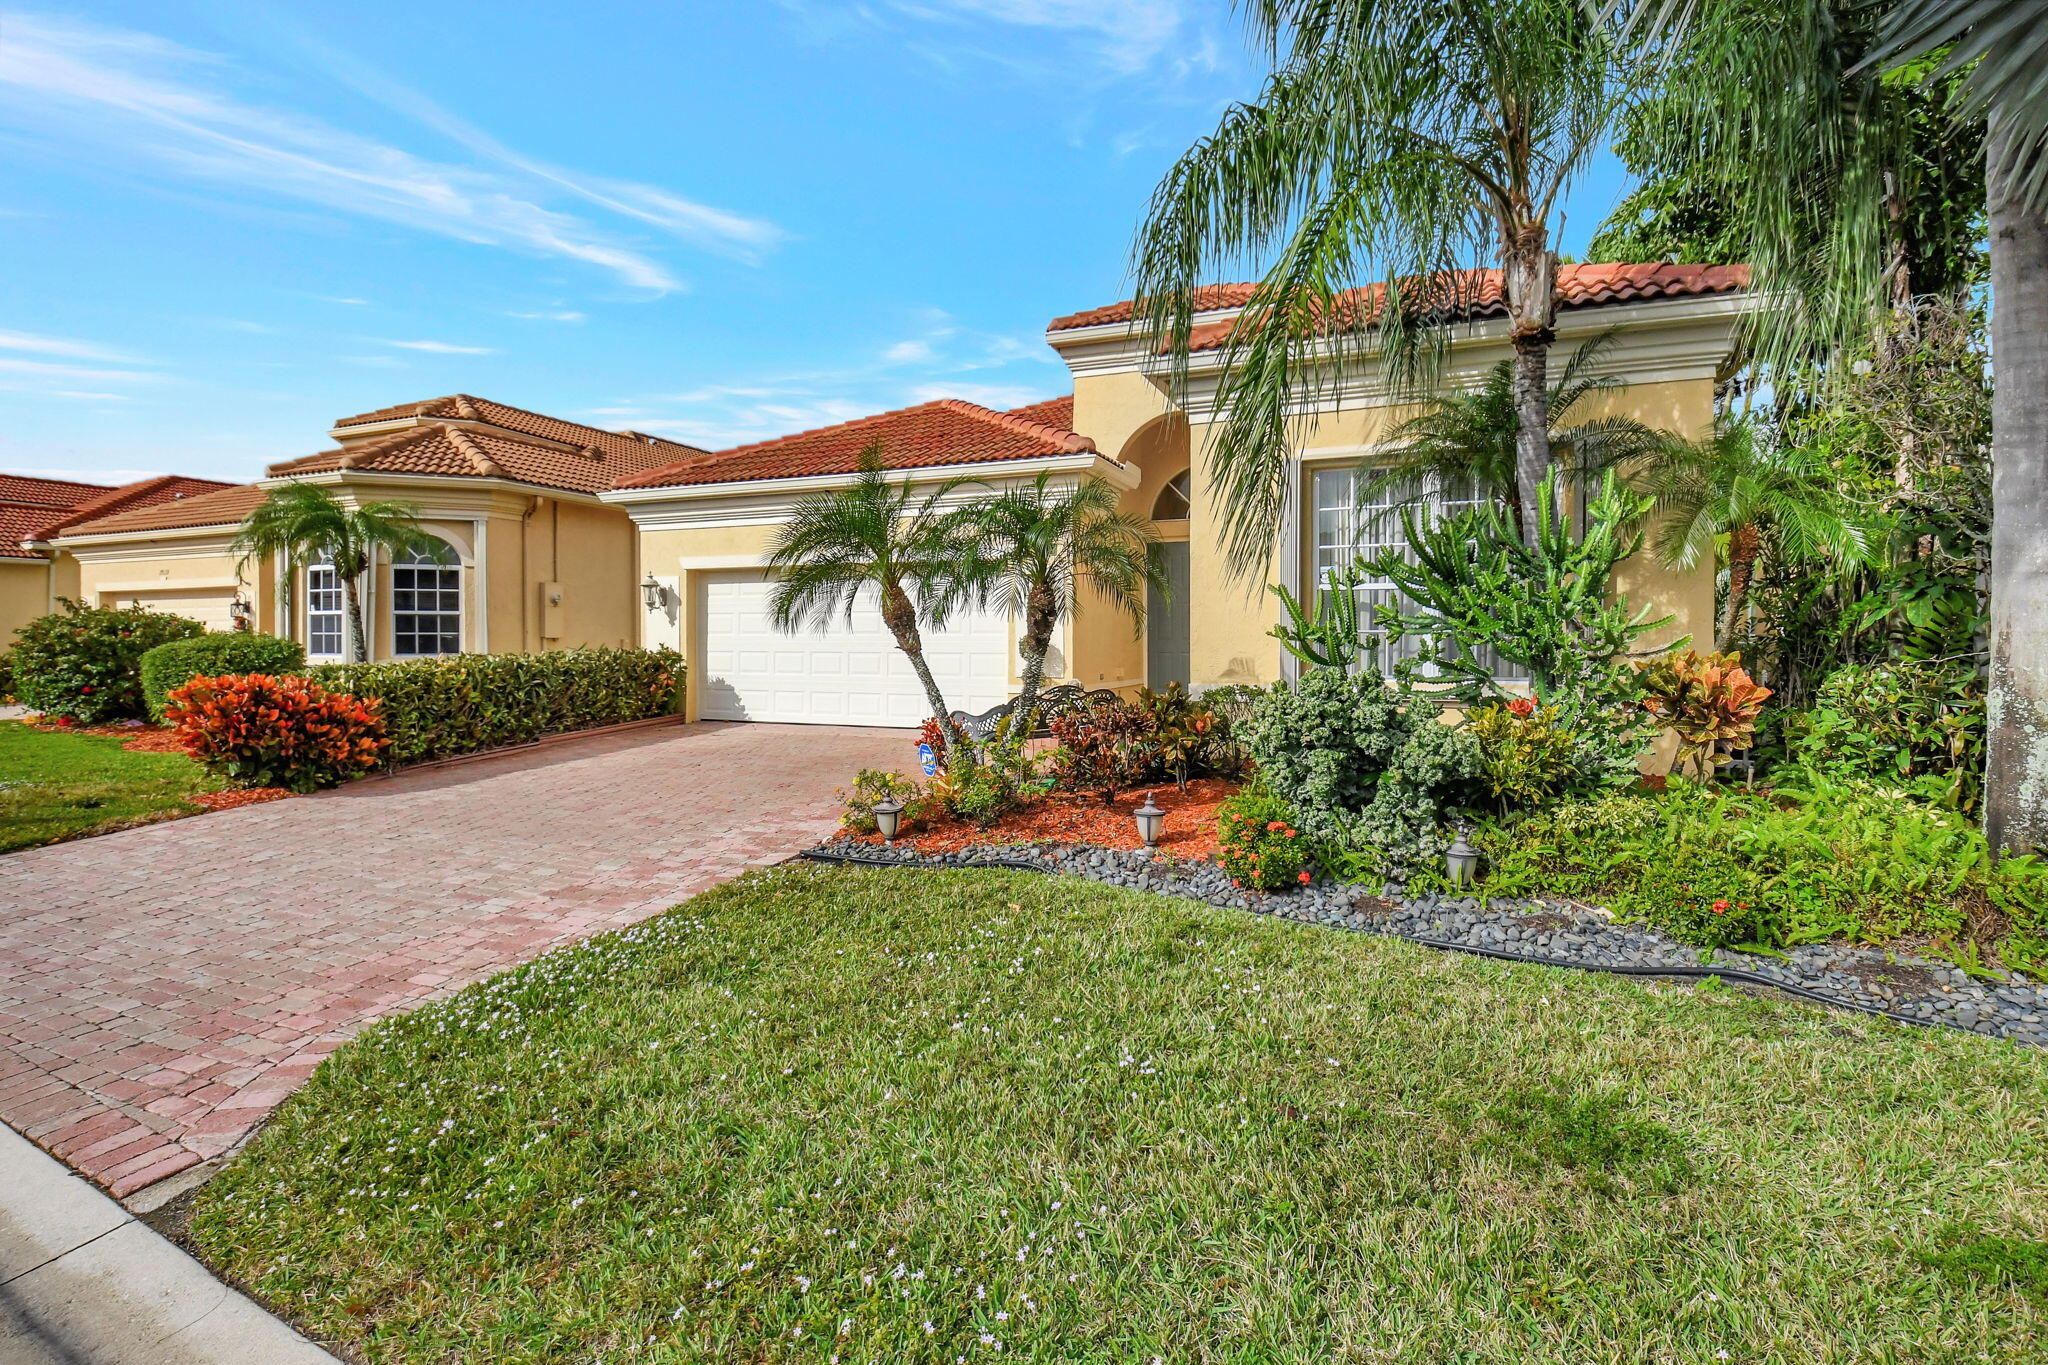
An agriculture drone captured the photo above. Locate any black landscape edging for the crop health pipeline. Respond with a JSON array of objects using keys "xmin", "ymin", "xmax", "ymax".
[{"xmin": 800, "ymin": 842, "xmax": 2048, "ymax": 1046}]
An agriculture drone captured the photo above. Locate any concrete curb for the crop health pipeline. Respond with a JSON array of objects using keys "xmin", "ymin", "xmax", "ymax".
[{"xmin": 0, "ymin": 1122, "xmax": 337, "ymax": 1364}]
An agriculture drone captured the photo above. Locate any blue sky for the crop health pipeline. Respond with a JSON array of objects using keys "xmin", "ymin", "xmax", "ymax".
[{"xmin": 0, "ymin": 2, "xmax": 1635, "ymax": 484}]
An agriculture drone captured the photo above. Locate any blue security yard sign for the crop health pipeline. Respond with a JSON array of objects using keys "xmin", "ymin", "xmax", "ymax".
[{"xmin": 918, "ymin": 742, "xmax": 938, "ymax": 777}]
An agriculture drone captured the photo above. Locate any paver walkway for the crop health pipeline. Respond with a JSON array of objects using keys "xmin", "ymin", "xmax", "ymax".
[{"xmin": 0, "ymin": 721, "xmax": 910, "ymax": 1196}]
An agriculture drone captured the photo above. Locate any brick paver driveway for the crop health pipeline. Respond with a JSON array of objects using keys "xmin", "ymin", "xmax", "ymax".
[{"xmin": 0, "ymin": 721, "xmax": 910, "ymax": 1196}]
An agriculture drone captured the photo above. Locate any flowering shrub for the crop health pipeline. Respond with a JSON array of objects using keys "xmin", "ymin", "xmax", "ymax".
[
  {"xmin": 139, "ymin": 631, "xmax": 306, "ymax": 721},
  {"xmin": 1216, "ymin": 787, "xmax": 1311, "ymax": 892},
  {"xmin": 1631, "ymin": 650, "xmax": 1772, "ymax": 777},
  {"xmin": 167, "ymin": 673, "xmax": 387, "ymax": 792},
  {"xmin": 10, "ymin": 599, "xmax": 207, "ymax": 722},
  {"xmin": 310, "ymin": 647, "xmax": 680, "ymax": 766},
  {"xmin": 1465, "ymin": 699, "xmax": 1580, "ymax": 810}
]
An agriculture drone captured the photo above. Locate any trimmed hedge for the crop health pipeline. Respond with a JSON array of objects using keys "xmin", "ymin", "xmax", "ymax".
[
  {"xmin": 309, "ymin": 647, "xmax": 682, "ymax": 766},
  {"xmin": 10, "ymin": 599, "xmax": 207, "ymax": 721},
  {"xmin": 140, "ymin": 632, "xmax": 307, "ymax": 721}
]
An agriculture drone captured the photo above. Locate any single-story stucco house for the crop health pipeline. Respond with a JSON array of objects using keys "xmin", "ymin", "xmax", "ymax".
[
  {"xmin": 10, "ymin": 262, "xmax": 1748, "ymax": 728},
  {"xmin": 606, "ymin": 263, "xmax": 1749, "ymax": 724}
]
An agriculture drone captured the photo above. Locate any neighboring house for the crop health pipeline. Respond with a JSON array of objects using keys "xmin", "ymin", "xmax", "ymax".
[
  {"xmin": 605, "ymin": 263, "xmax": 1750, "ymax": 726},
  {"xmin": 2, "ymin": 473, "xmax": 238, "ymax": 643},
  {"xmin": 47, "ymin": 395, "xmax": 706, "ymax": 661}
]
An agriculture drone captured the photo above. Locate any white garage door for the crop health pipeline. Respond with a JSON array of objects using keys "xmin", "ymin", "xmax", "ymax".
[
  {"xmin": 697, "ymin": 571, "xmax": 1013, "ymax": 726},
  {"xmin": 104, "ymin": 587, "xmax": 236, "ymax": 631}
]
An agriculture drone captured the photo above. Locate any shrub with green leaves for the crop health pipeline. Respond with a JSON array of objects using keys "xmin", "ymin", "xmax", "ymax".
[
  {"xmin": 1781, "ymin": 661, "xmax": 1986, "ymax": 811},
  {"xmin": 310, "ymin": 647, "xmax": 681, "ymax": 766},
  {"xmin": 1465, "ymin": 700, "xmax": 1580, "ymax": 810},
  {"xmin": 840, "ymin": 768, "xmax": 920, "ymax": 834},
  {"xmin": 1476, "ymin": 771, "xmax": 2048, "ymax": 967},
  {"xmin": 139, "ymin": 632, "xmax": 306, "ymax": 721},
  {"xmin": 10, "ymin": 599, "xmax": 207, "ymax": 721},
  {"xmin": 1241, "ymin": 668, "xmax": 1483, "ymax": 873}
]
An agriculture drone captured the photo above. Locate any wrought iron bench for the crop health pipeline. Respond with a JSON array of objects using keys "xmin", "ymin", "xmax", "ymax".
[{"xmin": 948, "ymin": 683, "xmax": 1122, "ymax": 741}]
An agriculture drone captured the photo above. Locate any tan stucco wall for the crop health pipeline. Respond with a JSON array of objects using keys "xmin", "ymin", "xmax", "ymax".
[
  {"xmin": 1061, "ymin": 372, "xmax": 1721, "ymax": 692},
  {"xmin": 0, "ymin": 560, "xmax": 52, "ymax": 649}
]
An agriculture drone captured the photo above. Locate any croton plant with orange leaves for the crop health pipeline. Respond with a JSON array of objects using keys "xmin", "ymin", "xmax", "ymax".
[
  {"xmin": 1630, "ymin": 650, "xmax": 1772, "ymax": 778},
  {"xmin": 167, "ymin": 672, "xmax": 388, "ymax": 793}
]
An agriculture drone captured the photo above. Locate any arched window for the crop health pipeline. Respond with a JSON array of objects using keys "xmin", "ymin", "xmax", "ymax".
[
  {"xmin": 392, "ymin": 540, "xmax": 461, "ymax": 657},
  {"xmin": 1152, "ymin": 470, "xmax": 1192, "ymax": 520}
]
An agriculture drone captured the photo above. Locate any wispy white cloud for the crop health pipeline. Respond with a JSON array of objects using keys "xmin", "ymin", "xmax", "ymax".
[
  {"xmin": 47, "ymin": 390, "xmax": 134, "ymax": 401},
  {"xmin": 897, "ymin": 0, "xmax": 1190, "ymax": 73},
  {"xmin": 2, "ymin": 464, "xmax": 166, "ymax": 482},
  {"xmin": 377, "ymin": 338, "xmax": 497, "ymax": 355},
  {"xmin": 0, "ymin": 12, "xmax": 782, "ymax": 291},
  {"xmin": 0, "ymin": 327, "xmax": 140, "ymax": 363},
  {"xmin": 317, "ymin": 296, "xmax": 371, "ymax": 305},
  {"xmin": 0, "ymin": 355, "xmax": 159, "ymax": 383},
  {"xmin": 508, "ymin": 310, "xmax": 586, "ymax": 323}
]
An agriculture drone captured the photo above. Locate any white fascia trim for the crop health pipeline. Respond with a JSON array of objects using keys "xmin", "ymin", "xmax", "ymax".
[
  {"xmin": 265, "ymin": 469, "xmax": 613, "ymax": 508},
  {"xmin": 601, "ymin": 452, "xmax": 1136, "ymax": 528}
]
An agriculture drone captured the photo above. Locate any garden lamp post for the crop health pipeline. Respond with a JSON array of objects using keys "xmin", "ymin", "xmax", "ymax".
[
  {"xmin": 1133, "ymin": 792, "xmax": 1165, "ymax": 848},
  {"xmin": 872, "ymin": 796, "xmax": 904, "ymax": 845},
  {"xmin": 1446, "ymin": 825, "xmax": 1479, "ymax": 888}
]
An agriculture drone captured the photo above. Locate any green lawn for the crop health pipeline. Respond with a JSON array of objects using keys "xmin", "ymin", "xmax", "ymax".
[
  {"xmin": 192, "ymin": 864, "xmax": 2048, "ymax": 1363},
  {"xmin": 0, "ymin": 720, "xmax": 215, "ymax": 852}
]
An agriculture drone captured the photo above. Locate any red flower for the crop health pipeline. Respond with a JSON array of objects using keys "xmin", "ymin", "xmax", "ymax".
[
  {"xmin": 1507, "ymin": 697, "xmax": 1536, "ymax": 718},
  {"xmin": 1297, "ymin": 870, "xmax": 1311, "ymax": 884},
  {"xmin": 1712, "ymin": 899, "xmax": 1730, "ymax": 911}
]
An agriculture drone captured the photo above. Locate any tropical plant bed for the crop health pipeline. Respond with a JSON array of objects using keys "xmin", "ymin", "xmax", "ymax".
[
  {"xmin": 851, "ymin": 777, "xmax": 1234, "ymax": 858},
  {"xmin": 808, "ymin": 837, "xmax": 2048, "ymax": 1046},
  {"xmin": 190, "ymin": 864, "xmax": 2048, "ymax": 1363}
]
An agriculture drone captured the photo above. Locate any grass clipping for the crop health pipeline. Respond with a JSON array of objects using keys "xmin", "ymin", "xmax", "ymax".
[{"xmin": 192, "ymin": 864, "xmax": 2048, "ymax": 1363}]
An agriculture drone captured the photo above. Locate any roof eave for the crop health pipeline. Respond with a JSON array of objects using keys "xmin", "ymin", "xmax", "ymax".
[{"xmin": 602, "ymin": 449, "xmax": 1135, "ymax": 506}]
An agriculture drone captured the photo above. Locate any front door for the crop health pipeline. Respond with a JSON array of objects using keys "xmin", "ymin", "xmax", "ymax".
[{"xmin": 1146, "ymin": 542, "xmax": 1191, "ymax": 689}]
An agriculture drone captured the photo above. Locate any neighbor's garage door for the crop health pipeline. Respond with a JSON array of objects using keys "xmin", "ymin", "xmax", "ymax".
[
  {"xmin": 103, "ymin": 587, "xmax": 237, "ymax": 631},
  {"xmin": 697, "ymin": 571, "xmax": 1012, "ymax": 726}
]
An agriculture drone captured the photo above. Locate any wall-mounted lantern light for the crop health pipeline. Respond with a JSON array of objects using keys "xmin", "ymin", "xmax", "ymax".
[
  {"xmin": 1133, "ymin": 791, "xmax": 1165, "ymax": 848},
  {"xmin": 640, "ymin": 573, "xmax": 665, "ymax": 612},
  {"xmin": 872, "ymin": 796, "xmax": 905, "ymax": 844},
  {"xmin": 229, "ymin": 595, "xmax": 253, "ymax": 632},
  {"xmin": 1445, "ymin": 824, "xmax": 1479, "ymax": 888}
]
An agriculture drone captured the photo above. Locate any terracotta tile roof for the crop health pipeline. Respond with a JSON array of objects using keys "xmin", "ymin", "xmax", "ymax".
[
  {"xmin": 0, "ymin": 473, "xmax": 113, "ymax": 509},
  {"xmin": 1048, "ymin": 263, "xmax": 1752, "ymax": 341},
  {"xmin": 1001, "ymin": 395, "xmax": 1075, "ymax": 430},
  {"xmin": 58, "ymin": 483, "xmax": 266, "ymax": 538},
  {"xmin": 0, "ymin": 473, "xmax": 117, "ymax": 558},
  {"xmin": 616, "ymin": 398, "xmax": 1100, "ymax": 492},
  {"xmin": 269, "ymin": 420, "xmax": 674, "ymax": 496},
  {"xmin": 331, "ymin": 394, "xmax": 705, "ymax": 472},
  {"xmin": 29, "ymin": 475, "xmax": 241, "ymax": 545}
]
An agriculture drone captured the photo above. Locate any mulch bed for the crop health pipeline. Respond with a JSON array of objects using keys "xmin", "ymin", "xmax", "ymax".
[
  {"xmin": 189, "ymin": 787, "xmax": 292, "ymax": 813},
  {"xmin": 22, "ymin": 718, "xmax": 188, "ymax": 752},
  {"xmin": 851, "ymin": 778, "xmax": 1237, "ymax": 859}
]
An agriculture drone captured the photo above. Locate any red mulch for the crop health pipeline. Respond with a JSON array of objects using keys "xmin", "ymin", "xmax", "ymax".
[
  {"xmin": 190, "ymin": 787, "xmax": 292, "ymax": 812},
  {"xmin": 22, "ymin": 718, "xmax": 189, "ymax": 752},
  {"xmin": 853, "ymin": 777, "xmax": 1237, "ymax": 860}
]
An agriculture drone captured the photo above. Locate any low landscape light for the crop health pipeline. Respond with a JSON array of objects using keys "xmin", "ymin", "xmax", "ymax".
[
  {"xmin": 1445, "ymin": 825, "xmax": 1479, "ymax": 887},
  {"xmin": 872, "ymin": 796, "xmax": 904, "ymax": 844},
  {"xmin": 1133, "ymin": 791, "xmax": 1165, "ymax": 848}
]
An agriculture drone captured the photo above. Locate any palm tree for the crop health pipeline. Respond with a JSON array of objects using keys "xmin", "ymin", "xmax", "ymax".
[
  {"xmin": 936, "ymin": 474, "xmax": 1164, "ymax": 748},
  {"xmin": 765, "ymin": 444, "xmax": 974, "ymax": 759},
  {"xmin": 1134, "ymin": 0, "xmax": 1627, "ymax": 566},
  {"xmin": 232, "ymin": 481, "xmax": 437, "ymax": 664},
  {"xmin": 1630, "ymin": 421, "xmax": 1879, "ymax": 646},
  {"xmin": 1368, "ymin": 330, "xmax": 1666, "ymax": 530},
  {"xmin": 1614, "ymin": 0, "xmax": 2048, "ymax": 850}
]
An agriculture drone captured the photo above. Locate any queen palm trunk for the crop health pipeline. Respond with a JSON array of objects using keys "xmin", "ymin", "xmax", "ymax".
[
  {"xmin": 881, "ymin": 581, "xmax": 972, "ymax": 760},
  {"xmin": 1009, "ymin": 581, "xmax": 1061, "ymax": 750},
  {"xmin": 1984, "ymin": 121, "xmax": 2048, "ymax": 856},
  {"xmin": 1504, "ymin": 229, "xmax": 1560, "ymax": 545},
  {"xmin": 341, "ymin": 572, "xmax": 369, "ymax": 664}
]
